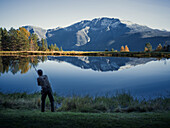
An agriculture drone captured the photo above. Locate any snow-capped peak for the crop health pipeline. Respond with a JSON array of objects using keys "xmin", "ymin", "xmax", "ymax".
[{"xmin": 120, "ymin": 20, "xmax": 134, "ymax": 26}]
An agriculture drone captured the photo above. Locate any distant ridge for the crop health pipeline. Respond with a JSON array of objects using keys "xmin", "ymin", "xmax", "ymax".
[{"xmin": 23, "ymin": 17, "xmax": 170, "ymax": 51}]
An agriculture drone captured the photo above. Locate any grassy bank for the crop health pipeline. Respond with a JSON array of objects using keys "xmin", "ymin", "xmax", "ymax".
[
  {"xmin": 0, "ymin": 92, "xmax": 169, "ymax": 113},
  {"xmin": 0, "ymin": 51, "xmax": 170, "ymax": 58},
  {"xmin": 0, "ymin": 92, "xmax": 169, "ymax": 127},
  {"xmin": 0, "ymin": 109, "xmax": 170, "ymax": 128}
]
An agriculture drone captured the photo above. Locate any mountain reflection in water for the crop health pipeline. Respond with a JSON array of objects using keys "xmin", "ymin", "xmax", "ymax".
[
  {"xmin": 0, "ymin": 56, "xmax": 158, "ymax": 75},
  {"xmin": 48, "ymin": 56, "xmax": 157, "ymax": 72},
  {"xmin": 0, "ymin": 56, "xmax": 169, "ymax": 99}
]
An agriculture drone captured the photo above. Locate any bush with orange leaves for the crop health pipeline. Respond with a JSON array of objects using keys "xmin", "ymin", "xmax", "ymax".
[
  {"xmin": 120, "ymin": 45, "xmax": 130, "ymax": 52},
  {"xmin": 120, "ymin": 46, "xmax": 124, "ymax": 52},
  {"xmin": 124, "ymin": 45, "xmax": 130, "ymax": 52}
]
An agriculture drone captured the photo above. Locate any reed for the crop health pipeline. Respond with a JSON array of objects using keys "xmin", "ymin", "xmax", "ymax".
[{"xmin": 0, "ymin": 91, "xmax": 169, "ymax": 113}]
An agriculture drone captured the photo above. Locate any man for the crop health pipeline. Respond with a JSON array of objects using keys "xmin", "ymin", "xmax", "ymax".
[{"xmin": 37, "ymin": 69, "xmax": 54, "ymax": 112}]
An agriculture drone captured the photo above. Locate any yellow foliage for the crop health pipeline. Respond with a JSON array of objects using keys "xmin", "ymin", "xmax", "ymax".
[
  {"xmin": 120, "ymin": 46, "xmax": 124, "ymax": 52},
  {"xmin": 19, "ymin": 27, "xmax": 30, "ymax": 38},
  {"xmin": 144, "ymin": 47, "xmax": 148, "ymax": 52},
  {"xmin": 124, "ymin": 45, "xmax": 130, "ymax": 52},
  {"xmin": 30, "ymin": 39, "xmax": 33, "ymax": 44},
  {"xmin": 31, "ymin": 57, "xmax": 34, "ymax": 63},
  {"xmin": 156, "ymin": 44, "xmax": 162, "ymax": 51}
]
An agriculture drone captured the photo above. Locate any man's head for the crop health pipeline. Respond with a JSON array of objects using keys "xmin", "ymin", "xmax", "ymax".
[{"xmin": 37, "ymin": 69, "xmax": 43, "ymax": 76}]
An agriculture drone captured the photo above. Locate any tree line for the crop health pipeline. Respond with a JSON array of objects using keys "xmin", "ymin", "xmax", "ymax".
[
  {"xmin": 105, "ymin": 45, "xmax": 130, "ymax": 52},
  {"xmin": 144, "ymin": 42, "xmax": 169, "ymax": 52},
  {"xmin": 0, "ymin": 56, "xmax": 47, "ymax": 75},
  {"xmin": 106, "ymin": 43, "xmax": 168, "ymax": 52},
  {"xmin": 0, "ymin": 27, "xmax": 62, "ymax": 51}
]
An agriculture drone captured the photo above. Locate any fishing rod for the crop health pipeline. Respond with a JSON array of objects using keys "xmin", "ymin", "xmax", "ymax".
[{"xmin": 32, "ymin": 64, "xmax": 38, "ymax": 73}]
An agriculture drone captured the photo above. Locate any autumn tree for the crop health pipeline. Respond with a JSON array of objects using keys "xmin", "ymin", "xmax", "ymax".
[
  {"xmin": 17, "ymin": 27, "xmax": 30, "ymax": 51},
  {"xmin": 120, "ymin": 46, "xmax": 124, "ymax": 52},
  {"xmin": 124, "ymin": 45, "xmax": 130, "ymax": 52},
  {"xmin": 156, "ymin": 44, "xmax": 162, "ymax": 51},
  {"xmin": 145, "ymin": 43, "xmax": 152, "ymax": 52},
  {"xmin": 0, "ymin": 27, "xmax": 48, "ymax": 51},
  {"xmin": 111, "ymin": 48, "xmax": 114, "ymax": 52},
  {"xmin": 144, "ymin": 47, "xmax": 148, "ymax": 52}
]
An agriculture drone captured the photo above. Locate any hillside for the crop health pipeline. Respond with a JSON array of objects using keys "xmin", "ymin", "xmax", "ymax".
[{"xmin": 23, "ymin": 17, "xmax": 170, "ymax": 51}]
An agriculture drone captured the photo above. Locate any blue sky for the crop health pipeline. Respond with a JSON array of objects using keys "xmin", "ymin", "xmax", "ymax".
[{"xmin": 0, "ymin": 0, "xmax": 170, "ymax": 30}]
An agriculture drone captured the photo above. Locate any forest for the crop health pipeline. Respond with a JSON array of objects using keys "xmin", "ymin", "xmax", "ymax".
[{"xmin": 0, "ymin": 27, "xmax": 62, "ymax": 51}]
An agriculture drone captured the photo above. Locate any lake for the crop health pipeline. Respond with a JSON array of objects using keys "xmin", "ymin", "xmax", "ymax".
[{"xmin": 0, "ymin": 56, "xmax": 170, "ymax": 99}]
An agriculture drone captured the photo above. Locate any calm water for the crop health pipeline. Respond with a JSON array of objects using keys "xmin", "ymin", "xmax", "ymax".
[{"xmin": 0, "ymin": 56, "xmax": 170, "ymax": 99}]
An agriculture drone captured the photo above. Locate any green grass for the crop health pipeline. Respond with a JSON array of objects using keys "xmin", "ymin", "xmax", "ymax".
[
  {"xmin": 0, "ymin": 109, "xmax": 170, "ymax": 128},
  {"xmin": 0, "ymin": 92, "xmax": 170, "ymax": 127},
  {"xmin": 0, "ymin": 92, "xmax": 169, "ymax": 113}
]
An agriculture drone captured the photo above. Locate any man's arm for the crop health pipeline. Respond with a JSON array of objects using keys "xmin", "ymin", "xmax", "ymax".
[{"xmin": 37, "ymin": 78, "xmax": 41, "ymax": 86}]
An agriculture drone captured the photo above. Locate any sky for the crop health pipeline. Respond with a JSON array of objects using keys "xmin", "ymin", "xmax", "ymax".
[{"xmin": 0, "ymin": 0, "xmax": 170, "ymax": 31}]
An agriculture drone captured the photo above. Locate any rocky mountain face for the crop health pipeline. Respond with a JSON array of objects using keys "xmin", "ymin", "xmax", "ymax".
[
  {"xmin": 23, "ymin": 17, "xmax": 170, "ymax": 51},
  {"xmin": 23, "ymin": 25, "xmax": 47, "ymax": 39}
]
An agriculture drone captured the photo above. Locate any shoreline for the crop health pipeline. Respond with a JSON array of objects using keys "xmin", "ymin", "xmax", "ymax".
[{"xmin": 0, "ymin": 51, "xmax": 170, "ymax": 58}]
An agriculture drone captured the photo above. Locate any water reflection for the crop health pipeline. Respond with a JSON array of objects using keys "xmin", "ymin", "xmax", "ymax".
[
  {"xmin": 0, "ymin": 55, "xmax": 170, "ymax": 98},
  {"xmin": 0, "ymin": 56, "xmax": 165, "ymax": 75},
  {"xmin": 0, "ymin": 56, "xmax": 47, "ymax": 75},
  {"xmin": 48, "ymin": 56, "xmax": 157, "ymax": 72}
]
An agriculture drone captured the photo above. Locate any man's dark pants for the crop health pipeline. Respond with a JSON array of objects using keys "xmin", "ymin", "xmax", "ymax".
[{"xmin": 41, "ymin": 89, "xmax": 54, "ymax": 112}]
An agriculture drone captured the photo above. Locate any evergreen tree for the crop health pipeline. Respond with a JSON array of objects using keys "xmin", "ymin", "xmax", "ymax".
[
  {"xmin": 60, "ymin": 46, "xmax": 63, "ymax": 51},
  {"xmin": 54, "ymin": 44, "xmax": 57, "ymax": 51},
  {"xmin": 8, "ymin": 27, "xmax": 18, "ymax": 51},
  {"xmin": 30, "ymin": 33, "xmax": 39, "ymax": 51},
  {"xmin": 40, "ymin": 38, "xmax": 47, "ymax": 51},
  {"xmin": 0, "ymin": 27, "xmax": 41, "ymax": 51},
  {"xmin": 41, "ymin": 38, "xmax": 45, "ymax": 51},
  {"xmin": 1, "ymin": 28, "xmax": 9, "ymax": 51},
  {"xmin": 53, "ymin": 44, "xmax": 59, "ymax": 51},
  {"xmin": 145, "ymin": 43, "xmax": 152, "ymax": 51},
  {"xmin": 51, "ymin": 44, "xmax": 54, "ymax": 51},
  {"xmin": 56, "ymin": 47, "xmax": 59, "ymax": 51},
  {"xmin": 44, "ymin": 39, "xmax": 48, "ymax": 50}
]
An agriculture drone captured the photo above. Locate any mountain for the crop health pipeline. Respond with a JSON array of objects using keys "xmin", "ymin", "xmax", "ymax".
[
  {"xmin": 48, "ymin": 56, "xmax": 156, "ymax": 72},
  {"xmin": 23, "ymin": 25, "xmax": 47, "ymax": 39},
  {"xmin": 23, "ymin": 17, "xmax": 170, "ymax": 51}
]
